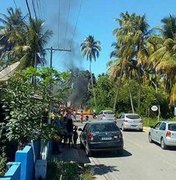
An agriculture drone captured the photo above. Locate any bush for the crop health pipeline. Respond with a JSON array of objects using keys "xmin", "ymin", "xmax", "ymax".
[
  {"xmin": 0, "ymin": 148, "xmax": 7, "ymax": 177},
  {"xmin": 46, "ymin": 160, "xmax": 93, "ymax": 180}
]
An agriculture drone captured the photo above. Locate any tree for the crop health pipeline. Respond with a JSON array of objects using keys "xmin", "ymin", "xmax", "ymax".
[
  {"xmin": 93, "ymin": 74, "xmax": 115, "ymax": 112},
  {"xmin": 0, "ymin": 8, "xmax": 26, "ymax": 65},
  {"xmin": 1, "ymin": 67, "xmax": 70, "ymax": 147},
  {"xmin": 149, "ymin": 15, "xmax": 176, "ymax": 106},
  {"xmin": 110, "ymin": 12, "xmax": 152, "ymax": 112},
  {"xmin": 0, "ymin": 8, "xmax": 52, "ymax": 70},
  {"xmin": 19, "ymin": 18, "xmax": 53, "ymax": 68},
  {"xmin": 80, "ymin": 35, "xmax": 101, "ymax": 109}
]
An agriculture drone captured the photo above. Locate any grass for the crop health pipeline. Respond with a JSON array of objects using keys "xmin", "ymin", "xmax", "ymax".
[{"xmin": 143, "ymin": 117, "xmax": 176, "ymax": 127}]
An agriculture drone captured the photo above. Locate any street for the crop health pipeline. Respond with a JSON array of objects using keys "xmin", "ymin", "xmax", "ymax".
[{"xmin": 73, "ymin": 121, "xmax": 176, "ymax": 180}]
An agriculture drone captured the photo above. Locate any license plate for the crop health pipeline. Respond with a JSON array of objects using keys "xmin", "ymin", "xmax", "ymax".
[
  {"xmin": 131, "ymin": 125, "xmax": 137, "ymax": 127},
  {"xmin": 102, "ymin": 137, "xmax": 112, "ymax": 140}
]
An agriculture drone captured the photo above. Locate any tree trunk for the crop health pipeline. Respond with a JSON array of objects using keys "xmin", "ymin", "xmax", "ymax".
[
  {"xmin": 90, "ymin": 61, "xmax": 97, "ymax": 108},
  {"xmin": 113, "ymin": 63, "xmax": 123, "ymax": 112},
  {"xmin": 137, "ymin": 77, "xmax": 141, "ymax": 110},
  {"xmin": 129, "ymin": 81, "xmax": 135, "ymax": 113}
]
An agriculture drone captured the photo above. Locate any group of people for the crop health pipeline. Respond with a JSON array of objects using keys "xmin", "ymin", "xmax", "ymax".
[{"xmin": 52, "ymin": 109, "xmax": 79, "ymax": 154}]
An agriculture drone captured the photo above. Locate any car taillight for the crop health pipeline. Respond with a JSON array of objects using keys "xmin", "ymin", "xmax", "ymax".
[
  {"xmin": 87, "ymin": 132, "xmax": 93, "ymax": 141},
  {"xmin": 166, "ymin": 131, "xmax": 171, "ymax": 137}
]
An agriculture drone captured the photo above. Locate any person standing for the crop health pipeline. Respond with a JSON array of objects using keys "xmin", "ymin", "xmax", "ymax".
[
  {"xmin": 73, "ymin": 126, "xmax": 78, "ymax": 148},
  {"xmin": 80, "ymin": 110, "xmax": 84, "ymax": 123},
  {"xmin": 66, "ymin": 118, "xmax": 73, "ymax": 147}
]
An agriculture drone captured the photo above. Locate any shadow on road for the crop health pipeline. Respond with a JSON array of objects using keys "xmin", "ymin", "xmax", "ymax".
[
  {"xmin": 88, "ymin": 164, "xmax": 119, "ymax": 176},
  {"xmin": 91, "ymin": 149, "xmax": 132, "ymax": 158},
  {"xmin": 152, "ymin": 142, "xmax": 176, "ymax": 151}
]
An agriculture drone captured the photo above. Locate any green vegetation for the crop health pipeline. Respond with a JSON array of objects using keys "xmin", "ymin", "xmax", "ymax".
[
  {"xmin": 46, "ymin": 160, "xmax": 93, "ymax": 180},
  {"xmin": 0, "ymin": 5, "xmax": 176, "ymax": 179},
  {"xmin": 1, "ymin": 67, "xmax": 70, "ymax": 147},
  {"xmin": 0, "ymin": 148, "xmax": 7, "ymax": 177}
]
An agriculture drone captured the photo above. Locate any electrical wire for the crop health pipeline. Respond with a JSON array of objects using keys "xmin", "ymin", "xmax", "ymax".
[
  {"xmin": 70, "ymin": 0, "xmax": 83, "ymax": 49},
  {"xmin": 64, "ymin": 0, "xmax": 71, "ymax": 45},
  {"xmin": 25, "ymin": 0, "xmax": 32, "ymax": 21},
  {"xmin": 36, "ymin": 0, "xmax": 41, "ymax": 19},
  {"xmin": 57, "ymin": 0, "xmax": 61, "ymax": 48},
  {"xmin": 12, "ymin": 0, "xmax": 17, "ymax": 8},
  {"xmin": 32, "ymin": 0, "xmax": 37, "ymax": 19}
]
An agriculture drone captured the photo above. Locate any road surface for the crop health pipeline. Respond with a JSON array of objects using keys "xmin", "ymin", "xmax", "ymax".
[{"xmin": 72, "ymin": 121, "xmax": 176, "ymax": 180}]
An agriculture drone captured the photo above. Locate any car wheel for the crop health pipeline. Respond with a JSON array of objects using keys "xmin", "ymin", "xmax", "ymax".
[
  {"xmin": 161, "ymin": 138, "xmax": 167, "ymax": 149},
  {"xmin": 148, "ymin": 133, "xmax": 153, "ymax": 143},
  {"xmin": 85, "ymin": 143, "xmax": 91, "ymax": 157}
]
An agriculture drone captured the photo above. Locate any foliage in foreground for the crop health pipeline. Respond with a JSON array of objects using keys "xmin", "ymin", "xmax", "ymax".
[
  {"xmin": 1, "ymin": 67, "xmax": 70, "ymax": 146},
  {"xmin": 0, "ymin": 148, "xmax": 7, "ymax": 177},
  {"xmin": 46, "ymin": 160, "xmax": 93, "ymax": 180}
]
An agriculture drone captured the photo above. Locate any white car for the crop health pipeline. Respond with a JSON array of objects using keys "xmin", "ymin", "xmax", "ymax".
[
  {"xmin": 148, "ymin": 121, "xmax": 176, "ymax": 149},
  {"xmin": 97, "ymin": 110, "xmax": 116, "ymax": 121},
  {"xmin": 116, "ymin": 113, "xmax": 143, "ymax": 131}
]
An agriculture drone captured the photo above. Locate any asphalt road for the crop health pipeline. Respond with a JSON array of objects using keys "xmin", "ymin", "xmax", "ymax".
[{"xmin": 73, "ymin": 121, "xmax": 176, "ymax": 180}]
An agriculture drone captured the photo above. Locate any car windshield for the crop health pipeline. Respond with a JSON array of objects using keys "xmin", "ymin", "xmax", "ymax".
[
  {"xmin": 90, "ymin": 123, "xmax": 119, "ymax": 132},
  {"xmin": 126, "ymin": 115, "xmax": 140, "ymax": 119},
  {"xmin": 168, "ymin": 124, "xmax": 176, "ymax": 131}
]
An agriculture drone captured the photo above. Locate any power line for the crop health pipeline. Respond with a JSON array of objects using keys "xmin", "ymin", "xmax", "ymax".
[
  {"xmin": 57, "ymin": 0, "xmax": 61, "ymax": 47},
  {"xmin": 25, "ymin": 0, "xmax": 32, "ymax": 21},
  {"xmin": 32, "ymin": 0, "xmax": 37, "ymax": 19},
  {"xmin": 70, "ymin": 0, "xmax": 83, "ymax": 49},
  {"xmin": 36, "ymin": 0, "xmax": 41, "ymax": 19},
  {"xmin": 12, "ymin": 0, "xmax": 17, "ymax": 8},
  {"xmin": 45, "ymin": 47, "xmax": 71, "ymax": 68},
  {"xmin": 64, "ymin": 0, "xmax": 71, "ymax": 43}
]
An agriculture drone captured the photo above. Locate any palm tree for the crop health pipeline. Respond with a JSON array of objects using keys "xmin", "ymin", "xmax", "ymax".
[
  {"xmin": 0, "ymin": 8, "xmax": 52, "ymax": 70},
  {"xmin": 0, "ymin": 8, "xmax": 26, "ymax": 65},
  {"xmin": 111, "ymin": 12, "xmax": 152, "ymax": 112},
  {"xmin": 149, "ymin": 15, "xmax": 176, "ymax": 106},
  {"xmin": 80, "ymin": 35, "xmax": 101, "ymax": 108},
  {"xmin": 18, "ymin": 18, "xmax": 53, "ymax": 69}
]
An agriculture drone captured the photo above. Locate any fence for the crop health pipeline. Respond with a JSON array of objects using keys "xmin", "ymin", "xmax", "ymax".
[{"xmin": 0, "ymin": 141, "xmax": 40, "ymax": 180}]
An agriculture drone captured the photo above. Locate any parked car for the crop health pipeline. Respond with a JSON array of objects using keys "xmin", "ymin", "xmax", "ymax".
[
  {"xmin": 97, "ymin": 110, "xmax": 116, "ymax": 121},
  {"xmin": 116, "ymin": 113, "xmax": 143, "ymax": 131},
  {"xmin": 79, "ymin": 120, "xmax": 124, "ymax": 156},
  {"xmin": 148, "ymin": 121, "xmax": 176, "ymax": 149}
]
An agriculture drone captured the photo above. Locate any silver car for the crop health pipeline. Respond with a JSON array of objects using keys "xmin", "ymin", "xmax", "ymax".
[
  {"xmin": 116, "ymin": 113, "xmax": 143, "ymax": 131},
  {"xmin": 97, "ymin": 110, "xmax": 116, "ymax": 121},
  {"xmin": 148, "ymin": 121, "xmax": 176, "ymax": 149}
]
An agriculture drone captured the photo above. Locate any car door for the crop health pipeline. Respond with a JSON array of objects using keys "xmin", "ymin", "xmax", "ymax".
[
  {"xmin": 116, "ymin": 114, "xmax": 124, "ymax": 128},
  {"xmin": 80, "ymin": 123, "xmax": 89, "ymax": 146},
  {"xmin": 152, "ymin": 122, "xmax": 161, "ymax": 142},
  {"xmin": 157, "ymin": 122, "xmax": 166, "ymax": 143}
]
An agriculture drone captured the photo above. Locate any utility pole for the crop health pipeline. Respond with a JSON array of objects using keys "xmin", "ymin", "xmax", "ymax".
[
  {"xmin": 45, "ymin": 47, "xmax": 71, "ymax": 68},
  {"xmin": 45, "ymin": 47, "xmax": 71, "ymax": 124}
]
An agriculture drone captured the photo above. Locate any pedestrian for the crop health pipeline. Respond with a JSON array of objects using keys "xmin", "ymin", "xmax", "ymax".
[
  {"xmin": 66, "ymin": 118, "xmax": 73, "ymax": 147},
  {"xmin": 85, "ymin": 115, "xmax": 89, "ymax": 121},
  {"xmin": 80, "ymin": 110, "xmax": 84, "ymax": 123},
  {"xmin": 73, "ymin": 126, "xmax": 78, "ymax": 148},
  {"xmin": 62, "ymin": 116, "xmax": 68, "ymax": 147}
]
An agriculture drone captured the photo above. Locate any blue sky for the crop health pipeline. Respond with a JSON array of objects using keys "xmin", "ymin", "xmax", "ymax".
[{"xmin": 1, "ymin": 0, "xmax": 176, "ymax": 76}]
